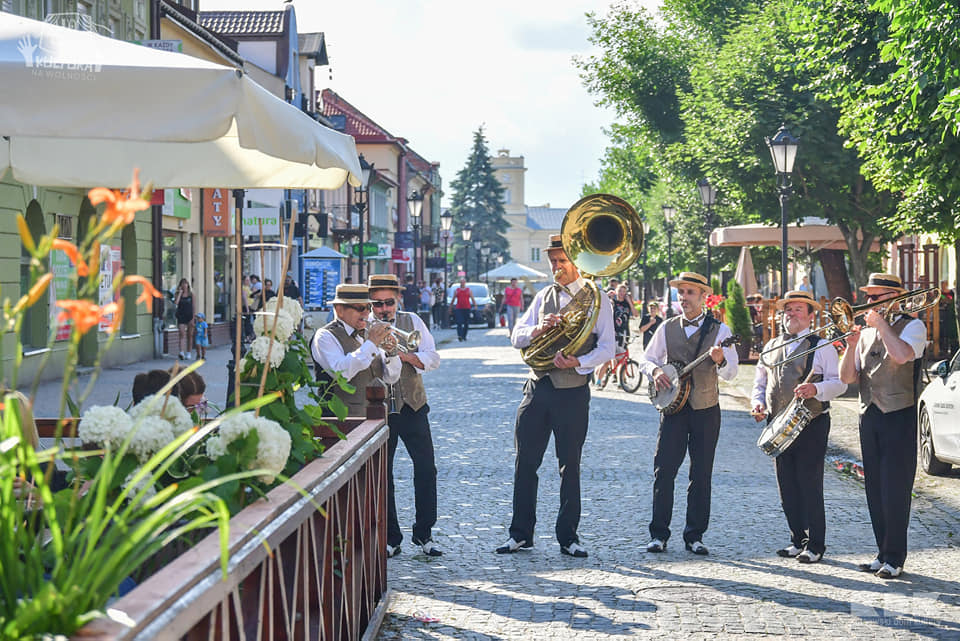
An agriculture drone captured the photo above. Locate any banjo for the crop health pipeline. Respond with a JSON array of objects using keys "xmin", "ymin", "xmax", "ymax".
[{"xmin": 648, "ymin": 334, "xmax": 740, "ymax": 415}]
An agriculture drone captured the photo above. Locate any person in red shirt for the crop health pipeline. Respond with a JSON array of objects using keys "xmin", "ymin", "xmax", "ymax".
[
  {"xmin": 452, "ymin": 278, "xmax": 476, "ymax": 342},
  {"xmin": 501, "ymin": 277, "xmax": 524, "ymax": 333}
]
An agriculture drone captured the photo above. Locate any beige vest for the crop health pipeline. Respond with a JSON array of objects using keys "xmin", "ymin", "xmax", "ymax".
[
  {"xmin": 858, "ymin": 316, "xmax": 920, "ymax": 414},
  {"xmin": 313, "ymin": 321, "xmax": 383, "ymax": 415},
  {"xmin": 664, "ymin": 316, "xmax": 721, "ymax": 410},
  {"xmin": 764, "ymin": 334, "xmax": 827, "ymax": 419},
  {"xmin": 530, "ymin": 284, "xmax": 597, "ymax": 389},
  {"xmin": 392, "ymin": 312, "xmax": 427, "ymax": 412}
]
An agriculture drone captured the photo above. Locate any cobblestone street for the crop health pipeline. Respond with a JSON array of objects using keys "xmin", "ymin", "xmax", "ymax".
[{"xmin": 379, "ymin": 327, "xmax": 960, "ymax": 640}]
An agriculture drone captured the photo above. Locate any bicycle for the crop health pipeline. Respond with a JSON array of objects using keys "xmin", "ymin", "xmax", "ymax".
[{"xmin": 592, "ymin": 338, "xmax": 644, "ymax": 393}]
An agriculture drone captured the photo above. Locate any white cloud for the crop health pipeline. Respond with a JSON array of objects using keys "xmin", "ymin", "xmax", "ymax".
[{"xmin": 200, "ymin": 0, "xmax": 661, "ymax": 207}]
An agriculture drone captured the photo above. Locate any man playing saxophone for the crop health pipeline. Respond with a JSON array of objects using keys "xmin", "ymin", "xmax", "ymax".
[
  {"xmin": 496, "ymin": 234, "xmax": 615, "ymax": 558},
  {"xmin": 751, "ymin": 290, "xmax": 846, "ymax": 564},
  {"xmin": 367, "ymin": 274, "xmax": 443, "ymax": 558}
]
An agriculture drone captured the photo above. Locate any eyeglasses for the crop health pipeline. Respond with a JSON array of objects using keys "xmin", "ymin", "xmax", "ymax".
[
  {"xmin": 346, "ymin": 304, "xmax": 371, "ymax": 313},
  {"xmin": 371, "ymin": 299, "xmax": 396, "ymax": 308},
  {"xmin": 865, "ymin": 294, "xmax": 884, "ymax": 302},
  {"xmin": 186, "ymin": 398, "xmax": 208, "ymax": 412}
]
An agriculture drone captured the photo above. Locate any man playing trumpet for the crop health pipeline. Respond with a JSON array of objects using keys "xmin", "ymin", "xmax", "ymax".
[
  {"xmin": 368, "ymin": 274, "xmax": 443, "ymax": 558},
  {"xmin": 839, "ymin": 273, "xmax": 926, "ymax": 579},
  {"xmin": 751, "ymin": 291, "xmax": 845, "ymax": 563}
]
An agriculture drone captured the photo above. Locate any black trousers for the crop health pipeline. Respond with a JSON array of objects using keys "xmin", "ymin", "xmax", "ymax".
[
  {"xmin": 454, "ymin": 308, "xmax": 470, "ymax": 340},
  {"xmin": 509, "ymin": 377, "xmax": 590, "ymax": 547},
  {"xmin": 649, "ymin": 403, "xmax": 721, "ymax": 544},
  {"xmin": 774, "ymin": 412, "xmax": 830, "ymax": 554},
  {"xmin": 860, "ymin": 404, "xmax": 917, "ymax": 568},
  {"xmin": 386, "ymin": 404, "xmax": 438, "ymax": 547}
]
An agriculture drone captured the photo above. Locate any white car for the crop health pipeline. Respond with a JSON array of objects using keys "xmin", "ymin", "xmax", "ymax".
[{"xmin": 918, "ymin": 350, "xmax": 960, "ymax": 475}]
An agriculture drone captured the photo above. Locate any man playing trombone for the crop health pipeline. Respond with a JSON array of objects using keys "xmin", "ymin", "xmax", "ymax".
[
  {"xmin": 368, "ymin": 274, "xmax": 443, "ymax": 558},
  {"xmin": 310, "ymin": 284, "xmax": 401, "ymax": 416},
  {"xmin": 839, "ymin": 273, "xmax": 927, "ymax": 579},
  {"xmin": 751, "ymin": 291, "xmax": 846, "ymax": 564}
]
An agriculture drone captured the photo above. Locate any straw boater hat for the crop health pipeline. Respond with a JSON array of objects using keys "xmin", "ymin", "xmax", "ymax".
[
  {"xmin": 775, "ymin": 290, "xmax": 822, "ymax": 312},
  {"xmin": 367, "ymin": 274, "xmax": 402, "ymax": 292},
  {"xmin": 859, "ymin": 272, "xmax": 907, "ymax": 295},
  {"xmin": 544, "ymin": 234, "xmax": 565, "ymax": 253},
  {"xmin": 668, "ymin": 272, "xmax": 712, "ymax": 296},
  {"xmin": 331, "ymin": 284, "xmax": 371, "ymax": 305}
]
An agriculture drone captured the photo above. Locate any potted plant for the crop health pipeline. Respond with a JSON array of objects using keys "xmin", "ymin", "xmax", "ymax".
[{"xmin": 723, "ymin": 280, "xmax": 753, "ymax": 362}]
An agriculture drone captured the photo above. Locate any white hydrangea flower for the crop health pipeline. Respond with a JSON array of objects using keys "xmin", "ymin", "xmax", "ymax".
[
  {"xmin": 215, "ymin": 412, "xmax": 291, "ymax": 483},
  {"xmin": 79, "ymin": 405, "xmax": 132, "ymax": 450},
  {"xmin": 253, "ymin": 308, "xmax": 295, "ymax": 342},
  {"xmin": 130, "ymin": 393, "xmax": 194, "ymax": 435},
  {"xmin": 127, "ymin": 416, "xmax": 177, "ymax": 462},
  {"xmin": 205, "ymin": 435, "xmax": 225, "ymax": 459},
  {"xmin": 122, "ymin": 469, "xmax": 157, "ymax": 501},
  {"xmin": 264, "ymin": 296, "xmax": 302, "ymax": 326},
  {"xmin": 248, "ymin": 336, "xmax": 287, "ymax": 368}
]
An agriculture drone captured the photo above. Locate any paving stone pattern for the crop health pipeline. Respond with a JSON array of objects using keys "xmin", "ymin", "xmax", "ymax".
[{"xmin": 379, "ymin": 327, "xmax": 960, "ymax": 640}]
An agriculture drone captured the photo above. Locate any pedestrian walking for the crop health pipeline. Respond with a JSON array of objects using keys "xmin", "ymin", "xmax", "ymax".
[
  {"xmin": 431, "ymin": 277, "xmax": 446, "ymax": 329},
  {"xmin": 751, "ymin": 291, "xmax": 846, "ymax": 564},
  {"xmin": 639, "ymin": 272, "xmax": 739, "ymax": 556},
  {"xmin": 501, "ymin": 277, "xmax": 523, "ymax": 333},
  {"xmin": 639, "ymin": 301, "xmax": 663, "ymax": 348},
  {"xmin": 402, "ymin": 274, "xmax": 419, "ymax": 312},
  {"xmin": 368, "ymin": 274, "xmax": 443, "ymax": 558},
  {"xmin": 839, "ymin": 273, "xmax": 926, "ymax": 579},
  {"xmin": 496, "ymin": 234, "xmax": 615, "ymax": 559},
  {"xmin": 174, "ymin": 278, "xmax": 195, "ymax": 360},
  {"xmin": 451, "ymin": 278, "xmax": 475, "ymax": 342},
  {"xmin": 194, "ymin": 312, "xmax": 209, "ymax": 360}
]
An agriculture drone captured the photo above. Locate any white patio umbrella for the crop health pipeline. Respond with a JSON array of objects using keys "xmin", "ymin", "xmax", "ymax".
[
  {"xmin": 734, "ymin": 247, "xmax": 759, "ymax": 298},
  {"xmin": 0, "ymin": 14, "xmax": 360, "ymax": 189},
  {"xmin": 479, "ymin": 261, "xmax": 550, "ymax": 282}
]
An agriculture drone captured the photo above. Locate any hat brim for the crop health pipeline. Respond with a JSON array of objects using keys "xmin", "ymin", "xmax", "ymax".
[
  {"xmin": 668, "ymin": 279, "xmax": 712, "ymax": 296},
  {"xmin": 859, "ymin": 285, "xmax": 907, "ymax": 295},
  {"xmin": 332, "ymin": 297, "xmax": 372, "ymax": 306},
  {"xmin": 776, "ymin": 298, "xmax": 822, "ymax": 313}
]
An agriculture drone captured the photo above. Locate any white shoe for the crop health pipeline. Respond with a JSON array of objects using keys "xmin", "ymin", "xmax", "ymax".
[
  {"xmin": 415, "ymin": 539, "xmax": 443, "ymax": 557},
  {"xmin": 777, "ymin": 545, "xmax": 802, "ymax": 558},
  {"xmin": 876, "ymin": 563, "xmax": 902, "ymax": 579},
  {"xmin": 495, "ymin": 537, "xmax": 532, "ymax": 554},
  {"xmin": 560, "ymin": 541, "xmax": 588, "ymax": 558},
  {"xmin": 796, "ymin": 550, "xmax": 822, "ymax": 564},
  {"xmin": 646, "ymin": 538, "xmax": 666, "ymax": 553},
  {"xmin": 858, "ymin": 558, "xmax": 882, "ymax": 572},
  {"xmin": 386, "ymin": 544, "xmax": 401, "ymax": 558}
]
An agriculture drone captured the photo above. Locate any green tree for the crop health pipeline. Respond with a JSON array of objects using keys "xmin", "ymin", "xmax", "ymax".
[
  {"xmin": 724, "ymin": 280, "xmax": 752, "ymax": 357},
  {"xmin": 448, "ymin": 127, "xmax": 511, "ymax": 280}
]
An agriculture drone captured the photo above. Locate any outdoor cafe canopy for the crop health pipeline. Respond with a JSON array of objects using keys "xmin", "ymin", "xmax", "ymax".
[
  {"xmin": 0, "ymin": 13, "xmax": 361, "ymax": 189},
  {"xmin": 709, "ymin": 217, "xmax": 881, "ymax": 252},
  {"xmin": 479, "ymin": 261, "xmax": 550, "ymax": 282}
]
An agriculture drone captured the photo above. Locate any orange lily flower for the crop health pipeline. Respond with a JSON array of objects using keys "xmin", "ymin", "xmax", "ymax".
[
  {"xmin": 51, "ymin": 238, "xmax": 89, "ymax": 277},
  {"xmin": 121, "ymin": 275, "xmax": 162, "ymax": 312},
  {"xmin": 88, "ymin": 170, "xmax": 150, "ymax": 227},
  {"xmin": 103, "ymin": 300, "xmax": 123, "ymax": 334},
  {"xmin": 57, "ymin": 300, "xmax": 125, "ymax": 335}
]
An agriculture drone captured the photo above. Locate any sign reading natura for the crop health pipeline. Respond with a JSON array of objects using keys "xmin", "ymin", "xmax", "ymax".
[{"xmin": 242, "ymin": 207, "xmax": 281, "ymax": 236}]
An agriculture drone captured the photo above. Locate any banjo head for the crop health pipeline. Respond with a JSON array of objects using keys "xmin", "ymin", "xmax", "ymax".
[{"xmin": 650, "ymin": 362, "xmax": 683, "ymax": 411}]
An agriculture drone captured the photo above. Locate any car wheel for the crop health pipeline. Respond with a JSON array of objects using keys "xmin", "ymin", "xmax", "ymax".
[
  {"xmin": 619, "ymin": 359, "xmax": 644, "ymax": 393},
  {"xmin": 919, "ymin": 406, "xmax": 952, "ymax": 476}
]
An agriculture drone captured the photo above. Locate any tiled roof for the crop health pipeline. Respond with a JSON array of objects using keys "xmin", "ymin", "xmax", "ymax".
[
  {"xmin": 321, "ymin": 89, "xmax": 398, "ymax": 142},
  {"xmin": 198, "ymin": 11, "xmax": 284, "ymax": 36},
  {"xmin": 526, "ymin": 207, "xmax": 565, "ymax": 230},
  {"xmin": 298, "ymin": 32, "xmax": 327, "ymax": 64}
]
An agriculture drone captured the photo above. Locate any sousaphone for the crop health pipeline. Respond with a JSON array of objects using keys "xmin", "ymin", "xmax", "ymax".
[{"xmin": 520, "ymin": 194, "xmax": 644, "ymax": 370}]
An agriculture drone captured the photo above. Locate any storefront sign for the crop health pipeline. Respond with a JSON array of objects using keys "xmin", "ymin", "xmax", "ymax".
[
  {"xmin": 137, "ymin": 39, "xmax": 183, "ymax": 53},
  {"xmin": 162, "ymin": 189, "xmax": 191, "ymax": 219},
  {"xmin": 394, "ymin": 231, "xmax": 413, "ymax": 249},
  {"xmin": 392, "ymin": 248, "xmax": 411, "ymax": 264},
  {"xmin": 98, "ymin": 245, "xmax": 122, "ymax": 332},
  {"xmin": 352, "ymin": 242, "xmax": 380, "ymax": 258},
  {"xmin": 49, "ymin": 249, "xmax": 76, "ymax": 340},
  {"xmin": 202, "ymin": 188, "xmax": 230, "ymax": 237},
  {"xmin": 242, "ymin": 207, "xmax": 280, "ymax": 236}
]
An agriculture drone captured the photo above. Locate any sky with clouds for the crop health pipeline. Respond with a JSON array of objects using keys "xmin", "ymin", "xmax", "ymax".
[{"xmin": 201, "ymin": 0, "xmax": 661, "ymax": 208}]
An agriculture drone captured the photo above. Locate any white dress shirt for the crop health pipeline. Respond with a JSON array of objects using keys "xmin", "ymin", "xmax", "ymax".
[
  {"xmin": 369, "ymin": 311, "xmax": 440, "ymax": 374},
  {"xmin": 511, "ymin": 277, "xmax": 616, "ymax": 374},
  {"xmin": 852, "ymin": 316, "xmax": 927, "ymax": 371},
  {"xmin": 638, "ymin": 313, "xmax": 739, "ymax": 381},
  {"xmin": 751, "ymin": 328, "xmax": 847, "ymax": 410},
  {"xmin": 310, "ymin": 318, "xmax": 401, "ymax": 384}
]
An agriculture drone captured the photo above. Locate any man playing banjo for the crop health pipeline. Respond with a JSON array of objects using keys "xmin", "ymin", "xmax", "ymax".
[
  {"xmin": 639, "ymin": 272, "xmax": 739, "ymax": 555},
  {"xmin": 751, "ymin": 290, "xmax": 846, "ymax": 564}
]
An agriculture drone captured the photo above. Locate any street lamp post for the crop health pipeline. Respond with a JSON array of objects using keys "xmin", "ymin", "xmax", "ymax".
[
  {"xmin": 642, "ymin": 219, "xmax": 651, "ymax": 303},
  {"xmin": 355, "ymin": 154, "xmax": 374, "ymax": 283},
  {"xmin": 441, "ymin": 211, "xmax": 453, "ymax": 327},
  {"xmin": 766, "ymin": 124, "xmax": 800, "ymax": 296},
  {"xmin": 407, "ymin": 190, "xmax": 424, "ymax": 282},
  {"xmin": 461, "ymin": 224, "xmax": 473, "ymax": 281},
  {"xmin": 473, "ymin": 240, "xmax": 482, "ymax": 282},
  {"xmin": 662, "ymin": 204, "xmax": 676, "ymax": 317},
  {"xmin": 697, "ymin": 178, "xmax": 718, "ymax": 284},
  {"xmin": 481, "ymin": 246, "xmax": 490, "ymax": 285}
]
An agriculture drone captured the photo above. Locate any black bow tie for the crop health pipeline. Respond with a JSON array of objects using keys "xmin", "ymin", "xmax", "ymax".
[
  {"xmin": 683, "ymin": 319, "xmax": 700, "ymax": 328},
  {"xmin": 351, "ymin": 329, "xmax": 365, "ymax": 340}
]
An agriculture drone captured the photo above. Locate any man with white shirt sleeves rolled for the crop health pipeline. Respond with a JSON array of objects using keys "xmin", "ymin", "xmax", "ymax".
[
  {"xmin": 639, "ymin": 272, "xmax": 739, "ymax": 556},
  {"xmin": 839, "ymin": 273, "xmax": 926, "ymax": 580},
  {"xmin": 751, "ymin": 290, "xmax": 846, "ymax": 564},
  {"xmin": 310, "ymin": 284, "xmax": 401, "ymax": 417},
  {"xmin": 367, "ymin": 274, "xmax": 443, "ymax": 558},
  {"xmin": 496, "ymin": 234, "xmax": 615, "ymax": 559}
]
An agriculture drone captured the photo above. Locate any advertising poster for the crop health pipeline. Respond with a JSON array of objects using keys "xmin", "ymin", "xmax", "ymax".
[
  {"xmin": 49, "ymin": 248, "xmax": 76, "ymax": 340},
  {"xmin": 98, "ymin": 245, "xmax": 122, "ymax": 332},
  {"xmin": 303, "ymin": 258, "xmax": 341, "ymax": 310}
]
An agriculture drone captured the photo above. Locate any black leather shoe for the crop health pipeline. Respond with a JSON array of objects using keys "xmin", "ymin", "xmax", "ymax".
[
  {"xmin": 386, "ymin": 544, "xmax": 401, "ymax": 558},
  {"xmin": 560, "ymin": 541, "xmax": 588, "ymax": 558},
  {"xmin": 412, "ymin": 538, "xmax": 443, "ymax": 557},
  {"xmin": 858, "ymin": 558, "xmax": 882, "ymax": 572},
  {"xmin": 776, "ymin": 545, "xmax": 802, "ymax": 558},
  {"xmin": 646, "ymin": 539, "xmax": 666, "ymax": 553},
  {"xmin": 685, "ymin": 541, "xmax": 709, "ymax": 555},
  {"xmin": 495, "ymin": 537, "xmax": 532, "ymax": 554}
]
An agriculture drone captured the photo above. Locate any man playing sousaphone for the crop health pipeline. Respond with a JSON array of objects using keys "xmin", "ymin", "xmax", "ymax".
[
  {"xmin": 639, "ymin": 272, "xmax": 739, "ymax": 555},
  {"xmin": 310, "ymin": 284, "xmax": 401, "ymax": 416},
  {"xmin": 839, "ymin": 273, "xmax": 926, "ymax": 579},
  {"xmin": 496, "ymin": 234, "xmax": 615, "ymax": 558},
  {"xmin": 751, "ymin": 290, "xmax": 846, "ymax": 564}
]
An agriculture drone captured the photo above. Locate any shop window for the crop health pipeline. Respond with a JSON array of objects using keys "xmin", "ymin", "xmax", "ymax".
[
  {"xmin": 20, "ymin": 201, "xmax": 49, "ymax": 349},
  {"xmin": 530, "ymin": 248, "xmax": 540, "ymax": 263},
  {"xmin": 162, "ymin": 232, "xmax": 183, "ymax": 329},
  {"xmin": 213, "ymin": 237, "xmax": 228, "ymax": 322},
  {"xmin": 121, "ymin": 225, "xmax": 137, "ymax": 334}
]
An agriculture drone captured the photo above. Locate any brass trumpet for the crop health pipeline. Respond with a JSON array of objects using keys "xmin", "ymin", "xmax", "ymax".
[
  {"xmin": 371, "ymin": 322, "xmax": 421, "ymax": 354},
  {"xmin": 759, "ymin": 286, "xmax": 941, "ymax": 368}
]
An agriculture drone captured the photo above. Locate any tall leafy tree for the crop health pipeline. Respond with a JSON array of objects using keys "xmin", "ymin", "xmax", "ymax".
[{"xmin": 448, "ymin": 127, "xmax": 511, "ymax": 279}]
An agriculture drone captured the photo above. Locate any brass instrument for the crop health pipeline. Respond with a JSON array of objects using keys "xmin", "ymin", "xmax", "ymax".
[
  {"xmin": 520, "ymin": 193, "xmax": 644, "ymax": 370},
  {"xmin": 371, "ymin": 322, "xmax": 421, "ymax": 355},
  {"xmin": 759, "ymin": 286, "xmax": 941, "ymax": 368}
]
